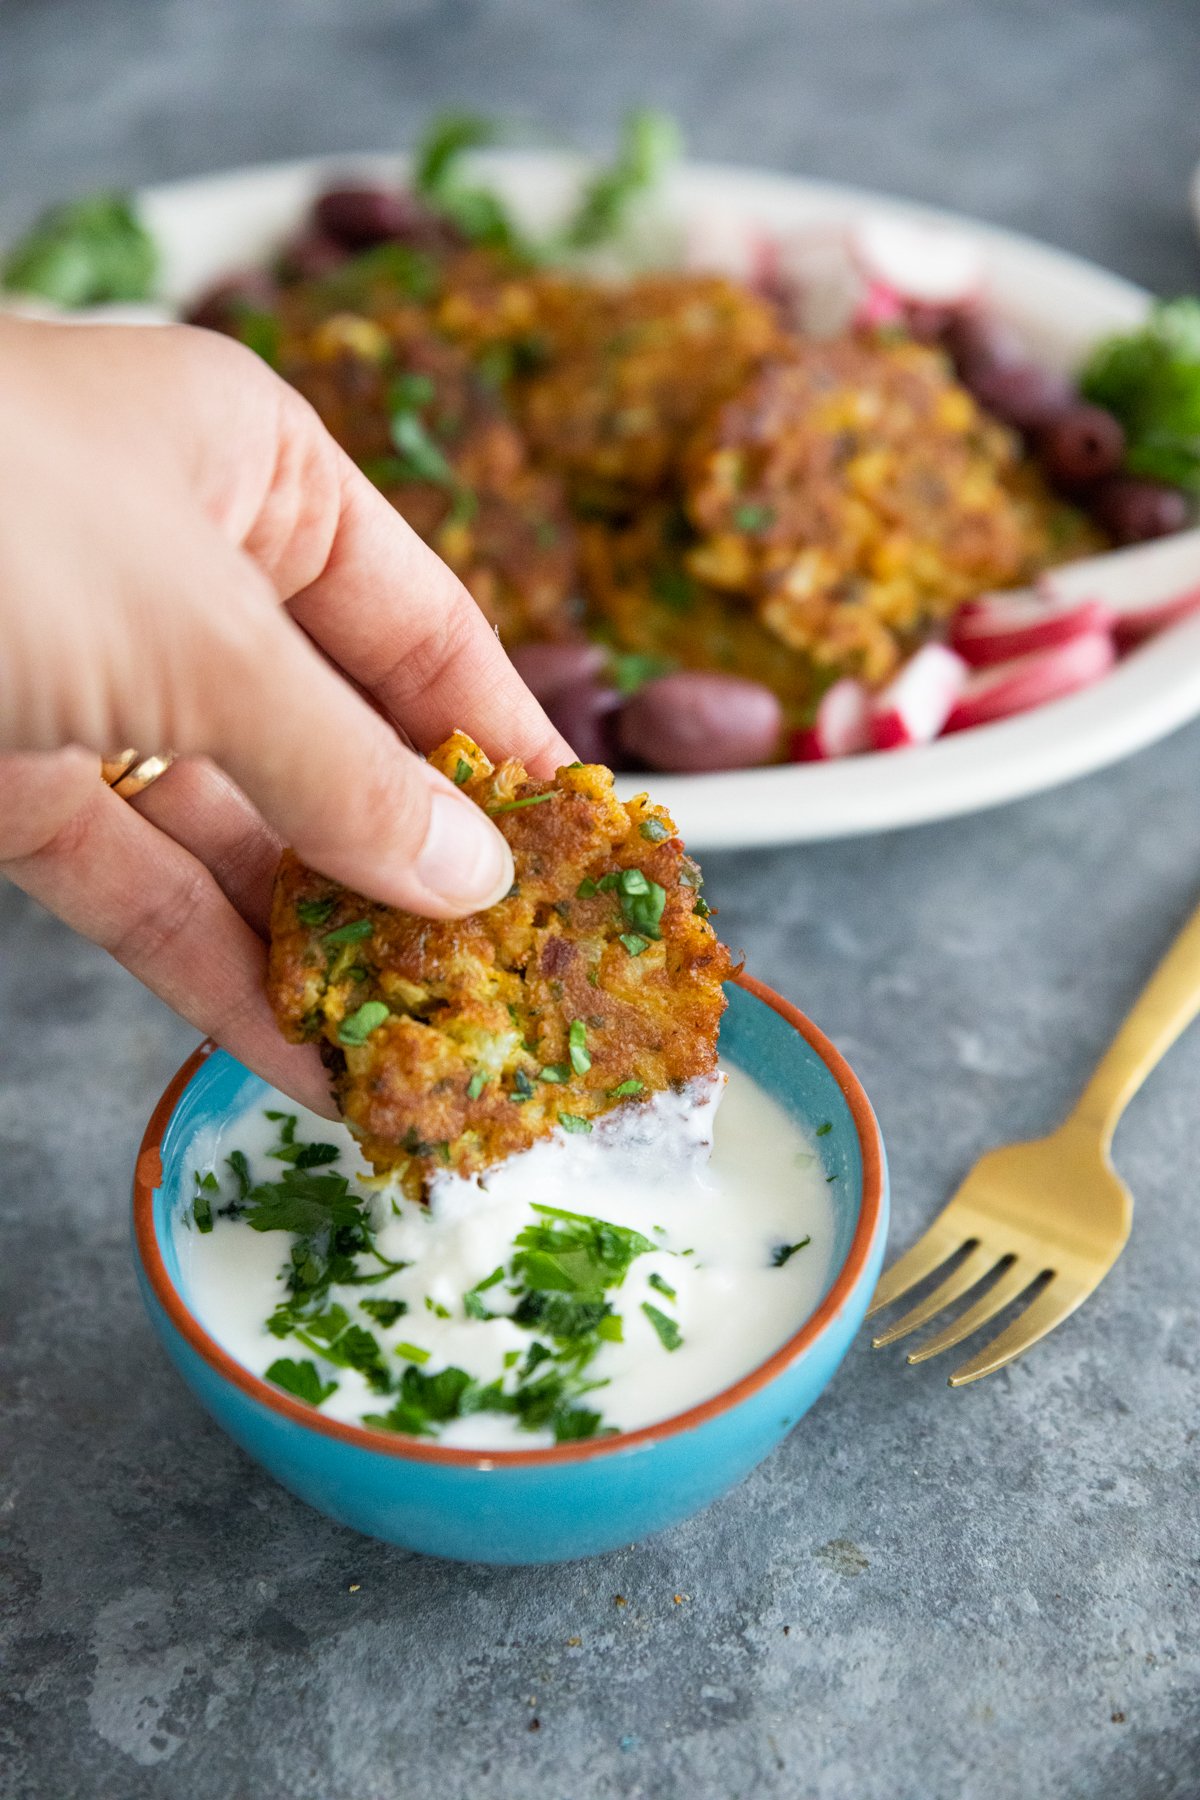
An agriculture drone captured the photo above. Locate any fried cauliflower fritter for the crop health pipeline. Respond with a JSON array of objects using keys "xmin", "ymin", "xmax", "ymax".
[
  {"xmin": 228, "ymin": 274, "xmax": 577, "ymax": 645},
  {"xmin": 683, "ymin": 335, "xmax": 1102, "ymax": 684},
  {"xmin": 267, "ymin": 732, "xmax": 732, "ymax": 1195},
  {"xmin": 504, "ymin": 272, "xmax": 781, "ymax": 514}
]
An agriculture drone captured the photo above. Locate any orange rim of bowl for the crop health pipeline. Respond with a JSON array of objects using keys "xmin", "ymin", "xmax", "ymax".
[{"xmin": 132, "ymin": 971, "xmax": 885, "ymax": 1469}]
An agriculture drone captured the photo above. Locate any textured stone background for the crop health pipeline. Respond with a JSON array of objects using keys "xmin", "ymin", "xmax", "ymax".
[{"xmin": 2, "ymin": 3, "xmax": 1199, "ymax": 1797}]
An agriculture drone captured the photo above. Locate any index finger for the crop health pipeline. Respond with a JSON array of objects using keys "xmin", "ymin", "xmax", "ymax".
[{"xmin": 287, "ymin": 449, "xmax": 574, "ymax": 778}]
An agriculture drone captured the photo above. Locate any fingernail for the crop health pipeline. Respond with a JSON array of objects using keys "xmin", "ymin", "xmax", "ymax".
[{"xmin": 416, "ymin": 784, "xmax": 514, "ymax": 911}]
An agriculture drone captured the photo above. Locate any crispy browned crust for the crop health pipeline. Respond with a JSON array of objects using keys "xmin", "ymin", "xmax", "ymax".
[
  {"xmin": 681, "ymin": 334, "xmax": 1103, "ymax": 684},
  {"xmin": 268, "ymin": 293, "xmax": 577, "ymax": 645},
  {"xmin": 267, "ymin": 732, "xmax": 732, "ymax": 1194}
]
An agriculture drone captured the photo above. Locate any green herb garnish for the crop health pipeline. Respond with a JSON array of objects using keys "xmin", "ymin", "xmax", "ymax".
[
  {"xmin": 466, "ymin": 1069, "xmax": 490, "ymax": 1101},
  {"xmin": 642, "ymin": 1302, "xmax": 683, "ymax": 1351},
  {"xmin": 1080, "ymin": 298, "xmax": 1200, "ymax": 491},
  {"xmin": 322, "ymin": 918, "xmax": 373, "ymax": 948},
  {"xmin": 639, "ymin": 817, "xmax": 670, "ymax": 842},
  {"xmin": 568, "ymin": 1019, "xmax": 591, "ymax": 1075},
  {"xmin": 453, "ymin": 757, "xmax": 473, "ymax": 785},
  {"xmin": 412, "ymin": 113, "xmax": 524, "ymax": 254},
  {"xmin": 619, "ymin": 932, "xmax": 650, "ymax": 957},
  {"xmin": 561, "ymin": 108, "xmax": 681, "ymax": 251},
  {"xmin": 733, "ymin": 503, "xmax": 776, "ymax": 532},
  {"xmin": 338, "ymin": 1001, "xmax": 390, "ymax": 1046},
  {"xmin": 607, "ymin": 1078, "xmax": 644, "ymax": 1098},
  {"xmin": 539, "ymin": 1063, "xmax": 569, "ymax": 1084},
  {"xmin": 360, "ymin": 1298, "xmax": 408, "ymax": 1328},
  {"xmin": 815, "ymin": 1121, "xmax": 833, "ymax": 1137},
  {"xmin": 388, "ymin": 406, "xmax": 456, "ymax": 485},
  {"xmin": 296, "ymin": 897, "xmax": 336, "ymax": 926},
  {"xmin": 486, "ymin": 791, "xmax": 558, "ymax": 814},
  {"xmin": 558, "ymin": 1113, "xmax": 592, "ymax": 1135},
  {"xmin": 648, "ymin": 1271, "xmax": 677, "ymax": 1301},
  {"xmin": 2, "ymin": 192, "xmax": 157, "ymax": 306},
  {"xmin": 265, "ymin": 1358, "xmax": 338, "ymax": 1406},
  {"xmin": 772, "ymin": 1237, "xmax": 812, "ymax": 1267},
  {"xmin": 395, "ymin": 1341, "xmax": 431, "ymax": 1365}
]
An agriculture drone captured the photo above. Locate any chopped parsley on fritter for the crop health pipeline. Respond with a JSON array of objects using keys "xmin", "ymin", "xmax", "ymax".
[{"xmin": 267, "ymin": 732, "xmax": 732, "ymax": 1195}]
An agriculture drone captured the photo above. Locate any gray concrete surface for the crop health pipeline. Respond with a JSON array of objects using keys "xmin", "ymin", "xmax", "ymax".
[{"xmin": 2, "ymin": 3, "xmax": 1200, "ymax": 1796}]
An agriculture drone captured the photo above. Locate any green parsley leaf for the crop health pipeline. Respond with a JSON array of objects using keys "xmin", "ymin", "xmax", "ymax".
[
  {"xmin": 607, "ymin": 1078, "xmax": 644, "ymax": 1098},
  {"xmin": 466, "ymin": 1069, "xmax": 490, "ymax": 1101},
  {"xmin": 558, "ymin": 1113, "xmax": 592, "ymax": 1135},
  {"xmin": 515, "ymin": 1206, "xmax": 654, "ymax": 1293},
  {"xmin": 486, "ymin": 791, "xmax": 557, "ymax": 814},
  {"xmin": 553, "ymin": 1406, "xmax": 607, "ymax": 1443},
  {"xmin": 2, "ymin": 192, "xmax": 157, "ymax": 306},
  {"xmin": 511, "ymin": 1067, "xmax": 535, "ymax": 1103},
  {"xmin": 608, "ymin": 650, "xmax": 674, "ymax": 696},
  {"xmin": 619, "ymin": 932, "xmax": 650, "ymax": 956},
  {"xmin": 322, "ymin": 918, "xmax": 373, "ymax": 948},
  {"xmin": 360, "ymin": 1298, "xmax": 408, "ymax": 1328},
  {"xmin": 265, "ymin": 1358, "xmax": 338, "ymax": 1406},
  {"xmin": 412, "ymin": 112, "xmax": 524, "ymax": 254},
  {"xmin": 390, "ymin": 370, "xmax": 436, "ymax": 410},
  {"xmin": 395, "ymin": 1341, "xmax": 430, "ymax": 1365},
  {"xmin": 642, "ymin": 1302, "xmax": 683, "ymax": 1351},
  {"xmin": 816, "ymin": 1121, "xmax": 833, "ymax": 1136},
  {"xmin": 226, "ymin": 1149, "xmax": 252, "ymax": 1202},
  {"xmin": 1080, "ymin": 298, "xmax": 1200, "ymax": 490},
  {"xmin": 192, "ymin": 1179, "xmax": 213, "ymax": 1234},
  {"xmin": 389, "ymin": 407, "xmax": 455, "ymax": 485},
  {"xmin": 296, "ymin": 897, "xmax": 336, "ymax": 926},
  {"xmin": 648, "ymin": 1271, "xmax": 677, "ymax": 1301},
  {"xmin": 568, "ymin": 1018, "xmax": 591, "ymax": 1075},
  {"xmin": 639, "ymin": 817, "xmax": 670, "ymax": 842},
  {"xmin": 577, "ymin": 877, "xmax": 599, "ymax": 898},
  {"xmin": 693, "ymin": 896, "xmax": 712, "ymax": 918},
  {"xmin": 338, "ymin": 1000, "xmax": 390, "ymax": 1046},
  {"xmin": 733, "ymin": 503, "xmax": 776, "ymax": 533},
  {"xmin": 561, "ymin": 107, "xmax": 681, "ymax": 251},
  {"xmin": 453, "ymin": 756, "xmax": 473, "ymax": 785},
  {"xmin": 539, "ymin": 1063, "xmax": 569, "ymax": 1084},
  {"xmin": 772, "ymin": 1237, "xmax": 812, "ymax": 1267}
]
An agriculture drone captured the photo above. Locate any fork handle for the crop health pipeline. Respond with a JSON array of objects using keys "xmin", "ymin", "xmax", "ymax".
[{"xmin": 1069, "ymin": 895, "xmax": 1200, "ymax": 1149}]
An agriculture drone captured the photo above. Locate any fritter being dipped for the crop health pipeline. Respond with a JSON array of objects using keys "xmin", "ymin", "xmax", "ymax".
[{"xmin": 267, "ymin": 732, "xmax": 732, "ymax": 1196}]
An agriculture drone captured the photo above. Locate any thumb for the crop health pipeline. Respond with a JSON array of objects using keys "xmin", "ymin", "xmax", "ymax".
[{"xmin": 149, "ymin": 531, "xmax": 516, "ymax": 918}]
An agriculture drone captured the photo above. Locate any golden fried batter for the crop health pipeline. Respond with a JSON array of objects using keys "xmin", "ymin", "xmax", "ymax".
[
  {"xmin": 234, "ymin": 279, "xmax": 577, "ymax": 644},
  {"xmin": 505, "ymin": 272, "xmax": 781, "ymax": 513},
  {"xmin": 267, "ymin": 733, "xmax": 732, "ymax": 1195},
  {"xmin": 683, "ymin": 335, "xmax": 1102, "ymax": 683}
]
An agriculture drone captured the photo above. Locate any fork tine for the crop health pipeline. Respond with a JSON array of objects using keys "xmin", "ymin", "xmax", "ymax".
[
  {"xmin": 948, "ymin": 1274, "xmax": 1087, "ymax": 1386},
  {"xmin": 905, "ymin": 1259, "xmax": 1036, "ymax": 1365},
  {"xmin": 870, "ymin": 1242, "xmax": 998, "ymax": 1347},
  {"xmin": 865, "ymin": 1221, "xmax": 969, "ymax": 1320}
]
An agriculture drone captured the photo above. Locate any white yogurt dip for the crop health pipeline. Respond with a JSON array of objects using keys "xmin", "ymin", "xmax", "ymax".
[{"xmin": 174, "ymin": 1066, "xmax": 836, "ymax": 1449}]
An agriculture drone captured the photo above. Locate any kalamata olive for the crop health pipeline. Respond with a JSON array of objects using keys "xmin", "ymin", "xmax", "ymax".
[
  {"xmin": 1090, "ymin": 475, "xmax": 1191, "ymax": 544},
  {"xmin": 313, "ymin": 186, "xmax": 422, "ymax": 248},
  {"xmin": 277, "ymin": 228, "xmax": 350, "ymax": 282},
  {"xmin": 184, "ymin": 270, "xmax": 279, "ymax": 332},
  {"xmin": 617, "ymin": 672, "xmax": 783, "ymax": 772},
  {"xmin": 942, "ymin": 310, "xmax": 1026, "ymax": 379},
  {"xmin": 509, "ymin": 640, "xmax": 608, "ymax": 705},
  {"xmin": 966, "ymin": 359, "xmax": 1074, "ymax": 433},
  {"xmin": 1039, "ymin": 403, "xmax": 1126, "ymax": 488},
  {"xmin": 544, "ymin": 681, "xmax": 625, "ymax": 767}
]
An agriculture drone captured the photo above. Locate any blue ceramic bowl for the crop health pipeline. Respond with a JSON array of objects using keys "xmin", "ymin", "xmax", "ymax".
[{"xmin": 133, "ymin": 973, "xmax": 888, "ymax": 1564}]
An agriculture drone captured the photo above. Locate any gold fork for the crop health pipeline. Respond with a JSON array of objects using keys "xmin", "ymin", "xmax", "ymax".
[{"xmin": 868, "ymin": 896, "xmax": 1200, "ymax": 1385}]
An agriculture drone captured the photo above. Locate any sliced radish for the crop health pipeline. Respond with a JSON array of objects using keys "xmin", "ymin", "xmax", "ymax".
[
  {"xmin": 870, "ymin": 644, "xmax": 969, "ymax": 750},
  {"xmin": 1038, "ymin": 529, "xmax": 1200, "ymax": 647},
  {"xmin": 950, "ymin": 587, "xmax": 1113, "ymax": 667},
  {"xmin": 943, "ymin": 632, "xmax": 1116, "ymax": 732},
  {"xmin": 849, "ymin": 216, "xmax": 984, "ymax": 308},
  {"xmin": 789, "ymin": 678, "xmax": 873, "ymax": 761}
]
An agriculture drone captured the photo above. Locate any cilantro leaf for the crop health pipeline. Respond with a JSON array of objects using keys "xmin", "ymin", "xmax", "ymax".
[
  {"xmin": 338, "ymin": 1001, "xmax": 390, "ymax": 1046},
  {"xmin": 561, "ymin": 108, "xmax": 681, "ymax": 251},
  {"xmin": 2, "ymin": 192, "xmax": 157, "ymax": 306},
  {"xmin": 1080, "ymin": 299, "xmax": 1200, "ymax": 491},
  {"xmin": 642, "ymin": 1302, "xmax": 683, "ymax": 1351},
  {"xmin": 265, "ymin": 1358, "xmax": 338, "ymax": 1406},
  {"xmin": 360, "ymin": 1298, "xmax": 408, "ymax": 1328},
  {"xmin": 297, "ymin": 897, "xmax": 336, "ymax": 926},
  {"xmin": 772, "ymin": 1237, "xmax": 812, "ymax": 1267}
]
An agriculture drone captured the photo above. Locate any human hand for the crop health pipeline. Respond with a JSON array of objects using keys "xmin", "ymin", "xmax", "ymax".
[{"xmin": 0, "ymin": 317, "xmax": 570, "ymax": 1113}]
